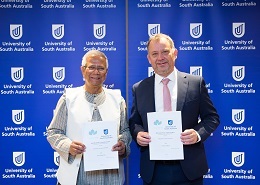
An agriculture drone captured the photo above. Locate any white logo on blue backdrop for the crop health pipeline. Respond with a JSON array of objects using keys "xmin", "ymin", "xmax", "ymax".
[
  {"xmin": 11, "ymin": 67, "xmax": 24, "ymax": 82},
  {"xmin": 52, "ymin": 24, "xmax": 64, "ymax": 39},
  {"xmin": 94, "ymin": 24, "xmax": 106, "ymax": 39},
  {"xmin": 13, "ymin": 152, "xmax": 25, "ymax": 167},
  {"xmin": 148, "ymin": 24, "xmax": 160, "ymax": 37},
  {"xmin": 10, "ymin": 24, "xmax": 23, "ymax": 40},
  {"xmin": 190, "ymin": 23, "xmax": 202, "ymax": 38},
  {"xmin": 233, "ymin": 22, "xmax": 245, "ymax": 38},
  {"xmin": 54, "ymin": 152, "xmax": 60, "ymax": 166},
  {"xmin": 232, "ymin": 152, "xmax": 245, "ymax": 167},
  {"xmin": 148, "ymin": 67, "xmax": 154, "ymax": 77},
  {"xmin": 12, "ymin": 110, "xmax": 25, "ymax": 125},
  {"xmin": 232, "ymin": 109, "xmax": 245, "ymax": 124},
  {"xmin": 53, "ymin": 67, "xmax": 65, "ymax": 82},
  {"xmin": 190, "ymin": 66, "xmax": 202, "ymax": 76},
  {"xmin": 232, "ymin": 66, "xmax": 245, "ymax": 81}
]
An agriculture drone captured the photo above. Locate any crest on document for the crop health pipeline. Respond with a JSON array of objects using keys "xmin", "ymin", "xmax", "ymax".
[
  {"xmin": 190, "ymin": 66, "xmax": 202, "ymax": 76},
  {"xmin": 94, "ymin": 24, "xmax": 106, "ymax": 39},
  {"xmin": 52, "ymin": 24, "xmax": 64, "ymax": 39},
  {"xmin": 12, "ymin": 110, "xmax": 25, "ymax": 125},
  {"xmin": 232, "ymin": 109, "xmax": 245, "ymax": 124},
  {"xmin": 233, "ymin": 23, "xmax": 245, "ymax": 38},
  {"xmin": 232, "ymin": 152, "xmax": 245, "ymax": 167},
  {"xmin": 13, "ymin": 152, "xmax": 25, "ymax": 167},
  {"xmin": 148, "ymin": 24, "xmax": 160, "ymax": 37},
  {"xmin": 103, "ymin": 129, "xmax": 108, "ymax": 135},
  {"xmin": 168, "ymin": 120, "xmax": 173, "ymax": 125},
  {"xmin": 148, "ymin": 67, "xmax": 154, "ymax": 77},
  {"xmin": 10, "ymin": 24, "xmax": 23, "ymax": 40},
  {"xmin": 190, "ymin": 23, "xmax": 202, "ymax": 38},
  {"xmin": 11, "ymin": 67, "xmax": 24, "ymax": 82},
  {"xmin": 53, "ymin": 67, "xmax": 65, "ymax": 82},
  {"xmin": 54, "ymin": 152, "xmax": 60, "ymax": 166},
  {"xmin": 232, "ymin": 66, "xmax": 245, "ymax": 81}
]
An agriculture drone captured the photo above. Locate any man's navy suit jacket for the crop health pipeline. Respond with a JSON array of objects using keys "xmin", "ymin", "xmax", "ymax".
[{"xmin": 129, "ymin": 71, "xmax": 220, "ymax": 183}]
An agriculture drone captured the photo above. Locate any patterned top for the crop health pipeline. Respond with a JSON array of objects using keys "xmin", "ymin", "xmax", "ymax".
[{"xmin": 47, "ymin": 89, "xmax": 131, "ymax": 185}]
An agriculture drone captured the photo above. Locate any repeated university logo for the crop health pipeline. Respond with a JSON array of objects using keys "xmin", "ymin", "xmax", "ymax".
[
  {"xmin": 232, "ymin": 22, "xmax": 245, "ymax": 38},
  {"xmin": 52, "ymin": 24, "xmax": 64, "ymax": 40},
  {"xmin": 13, "ymin": 152, "xmax": 25, "ymax": 167},
  {"xmin": 148, "ymin": 24, "xmax": 160, "ymax": 37},
  {"xmin": 12, "ymin": 110, "xmax": 25, "ymax": 125},
  {"xmin": 11, "ymin": 67, "xmax": 24, "ymax": 82},
  {"xmin": 148, "ymin": 67, "xmax": 155, "ymax": 77},
  {"xmin": 232, "ymin": 109, "xmax": 245, "ymax": 124},
  {"xmin": 190, "ymin": 23, "xmax": 202, "ymax": 38},
  {"xmin": 232, "ymin": 66, "xmax": 245, "ymax": 81},
  {"xmin": 10, "ymin": 24, "xmax": 23, "ymax": 40},
  {"xmin": 232, "ymin": 152, "xmax": 245, "ymax": 167},
  {"xmin": 93, "ymin": 24, "xmax": 106, "ymax": 39},
  {"xmin": 54, "ymin": 152, "xmax": 60, "ymax": 166},
  {"xmin": 190, "ymin": 66, "xmax": 202, "ymax": 76},
  {"xmin": 53, "ymin": 67, "xmax": 65, "ymax": 82}
]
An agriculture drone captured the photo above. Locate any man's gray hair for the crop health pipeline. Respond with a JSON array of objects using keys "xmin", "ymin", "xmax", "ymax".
[
  {"xmin": 81, "ymin": 50, "xmax": 109, "ymax": 68},
  {"xmin": 147, "ymin": 33, "xmax": 175, "ymax": 52}
]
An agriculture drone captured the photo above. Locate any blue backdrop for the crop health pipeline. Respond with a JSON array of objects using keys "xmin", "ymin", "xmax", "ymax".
[{"xmin": 0, "ymin": 0, "xmax": 259, "ymax": 184}]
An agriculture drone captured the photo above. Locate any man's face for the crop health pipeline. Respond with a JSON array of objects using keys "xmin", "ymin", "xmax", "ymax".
[
  {"xmin": 147, "ymin": 38, "xmax": 178, "ymax": 77},
  {"xmin": 81, "ymin": 55, "xmax": 108, "ymax": 88}
]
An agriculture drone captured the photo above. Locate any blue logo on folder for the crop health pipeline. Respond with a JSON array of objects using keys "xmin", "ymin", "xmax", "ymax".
[
  {"xmin": 168, "ymin": 120, "xmax": 173, "ymax": 125},
  {"xmin": 104, "ymin": 129, "xmax": 108, "ymax": 135}
]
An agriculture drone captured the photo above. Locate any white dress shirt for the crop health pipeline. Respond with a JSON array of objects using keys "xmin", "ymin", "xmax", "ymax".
[{"xmin": 154, "ymin": 67, "xmax": 178, "ymax": 112}]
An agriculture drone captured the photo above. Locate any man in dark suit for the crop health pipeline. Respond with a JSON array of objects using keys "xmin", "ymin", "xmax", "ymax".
[{"xmin": 129, "ymin": 33, "xmax": 220, "ymax": 185}]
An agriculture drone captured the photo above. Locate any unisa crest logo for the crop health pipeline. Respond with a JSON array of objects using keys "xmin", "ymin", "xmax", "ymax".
[
  {"xmin": 54, "ymin": 151, "xmax": 60, "ymax": 166},
  {"xmin": 12, "ymin": 110, "xmax": 25, "ymax": 125},
  {"xmin": 11, "ymin": 67, "xmax": 24, "ymax": 82},
  {"xmin": 233, "ymin": 22, "xmax": 245, "ymax": 38},
  {"xmin": 190, "ymin": 23, "xmax": 202, "ymax": 38},
  {"xmin": 10, "ymin": 24, "xmax": 23, "ymax": 40},
  {"xmin": 52, "ymin": 24, "xmax": 64, "ymax": 39},
  {"xmin": 148, "ymin": 67, "xmax": 155, "ymax": 77},
  {"xmin": 190, "ymin": 66, "xmax": 202, "ymax": 76},
  {"xmin": 232, "ymin": 152, "xmax": 245, "ymax": 167},
  {"xmin": 93, "ymin": 24, "xmax": 106, "ymax": 39},
  {"xmin": 232, "ymin": 66, "xmax": 245, "ymax": 81},
  {"xmin": 103, "ymin": 129, "xmax": 108, "ymax": 135},
  {"xmin": 53, "ymin": 67, "xmax": 65, "ymax": 82},
  {"xmin": 148, "ymin": 24, "xmax": 160, "ymax": 37},
  {"xmin": 13, "ymin": 152, "xmax": 25, "ymax": 167},
  {"xmin": 232, "ymin": 109, "xmax": 245, "ymax": 125}
]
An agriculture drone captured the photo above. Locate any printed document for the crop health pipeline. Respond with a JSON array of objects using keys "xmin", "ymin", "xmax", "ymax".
[
  {"xmin": 83, "ymin": 121, "xmax": 119, "ymax": 171},
  {"xmin": 147, "ymin": 111, "xmax": 184, "ymax": 160}
]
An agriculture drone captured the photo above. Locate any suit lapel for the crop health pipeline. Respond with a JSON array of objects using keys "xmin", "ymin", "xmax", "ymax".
[
  {"xmin": 177, "ymin": 71, "xmax": 188, "ymax": 111},
  {"xmin": 145, "ymin": 76, "xmax": 156, "ymax": 113}
]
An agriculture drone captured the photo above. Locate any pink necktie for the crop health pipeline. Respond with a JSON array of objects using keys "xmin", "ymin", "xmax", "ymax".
[{"xmin": 162, "ymin": 78, "xmax": 172, "ymax": 111}]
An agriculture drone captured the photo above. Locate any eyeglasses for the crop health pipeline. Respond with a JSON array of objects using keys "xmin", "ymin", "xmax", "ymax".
[{"xmin": 83, "ymin": 66, "xmax": 107, "ymax": 73}]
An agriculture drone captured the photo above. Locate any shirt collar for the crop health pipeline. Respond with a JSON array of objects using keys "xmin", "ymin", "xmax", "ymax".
[{"xmin": 155, "ymin": 67, "xmax": 177, "ymax": 84}]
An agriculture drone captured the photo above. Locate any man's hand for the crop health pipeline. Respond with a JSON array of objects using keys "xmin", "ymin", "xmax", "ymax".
[
  {"xmin": 180, "ymin": 129, "xmax": 198, "ymax": 145},
  {"xmin": 112, "ymin": 141, "xmax": 126, "ymax": 156},
  {"xmin": 69, "ymin": 141, "xmax": 86, "ymax": 156},
  {"xmin": 137, "ymin": 131, "xmax": 151, "ymax": 146}
]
